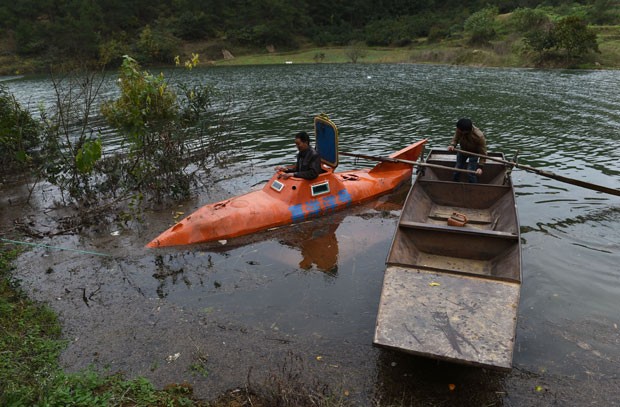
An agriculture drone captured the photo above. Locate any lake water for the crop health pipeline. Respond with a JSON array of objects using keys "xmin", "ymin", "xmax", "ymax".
[{"xmin": 3, "ymin": 63, "xmax": 620, "ymax": 405}]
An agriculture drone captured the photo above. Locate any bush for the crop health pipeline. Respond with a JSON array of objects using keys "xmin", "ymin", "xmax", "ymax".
[
  {"xmin": 524, "ymin": 15, "xmax": 599, "ymax": 60},
  {"xmin": 99, "ymin": 37, "xmax": 132, "ymax": 67},
  {"xmin": 364, "ymin": 19, "xmax": 400, "ymax": 46},
  {"xmin": 101, "ymin": 55, "xmax": 233, "ymax": 203},
  {"xmin": 39, "ymin": 71, "xmax": 106, "ymax": 204},
  {"xmin": 136, "ymin": 25, "xmax": 181, "ymax": 64},
  {"xmin": 553, "ymin": 16, "xmax": 600, "ymax": 57},
  {"xmin": 0, "ymin": 85, "xmax": 40, "ymax": 177},
  {"xmin": 464, "ymin": 7, "xmax": 499, "ymax": 45},
  {"xmin": 510, "ymin": 7, "xmax": 551, "ymax": 33}
]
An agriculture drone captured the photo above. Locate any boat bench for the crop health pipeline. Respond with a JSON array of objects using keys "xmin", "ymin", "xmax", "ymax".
[
  {"xmin": 399, "ymin": 220, "xmax": 518, "ymax": 239},
  {"xmin": 388, "ymin": 218, "xmax": 520, "ymax": 283}
]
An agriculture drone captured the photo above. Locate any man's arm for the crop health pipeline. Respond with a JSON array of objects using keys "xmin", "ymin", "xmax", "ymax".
[{"xmin": 448, "ymin": 131, "xmax": 460, "ymax": 151}]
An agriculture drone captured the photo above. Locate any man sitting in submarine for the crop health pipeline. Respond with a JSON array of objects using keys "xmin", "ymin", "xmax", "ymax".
[{"xmin": 275, "ymin": 131, "xmax": 323, "ymax": 180}]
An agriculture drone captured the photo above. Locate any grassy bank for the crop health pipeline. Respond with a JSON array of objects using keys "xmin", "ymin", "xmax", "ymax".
[
  {"xmin": 194, "ymin": 22, "xmax": 620, "ymax": 70},
  {"xmin": 209, "ymin": 35, "xmax": 620, "ymax": 69}
]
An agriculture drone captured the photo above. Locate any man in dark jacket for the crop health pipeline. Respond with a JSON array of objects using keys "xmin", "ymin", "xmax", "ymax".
[
  {"xmin": 276, "ymin": 131, "xmax": 323, "ymax": 180},
  {"xmin": 447, "ymin": 118, "xmax": 487, "ymax": 183}
]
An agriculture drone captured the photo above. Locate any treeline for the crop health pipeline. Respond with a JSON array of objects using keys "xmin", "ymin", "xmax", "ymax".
[{"xmin": 0, "ymin": 0, "xmax": 618, "ymax": 65}]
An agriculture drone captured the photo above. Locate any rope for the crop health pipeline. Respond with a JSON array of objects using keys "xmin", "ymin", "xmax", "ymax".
[{"xmin": 0, "ymin": 238, "xmax": 113, "ymax": 257}]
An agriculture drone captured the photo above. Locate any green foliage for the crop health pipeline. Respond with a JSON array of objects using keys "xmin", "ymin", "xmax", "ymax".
[
  {"xmin": 554, "ymin": 16, "xmax": 600, "ymax": 57},
  {"xmin": 524, "ymin": 15, "xmax": 600, "ymax": 60},
  {"xmin": 173, "ymin": 11, "xmax": 216, "ymax": 40},
  {"xmin": 364, "ymin": 19, "xmax": 401, "ymax": 46},
  {"xmin": 136, "ymin": 25, "xmax": 182, "ymax": 63},
  {"xmin": 101, "ymin": 56, "xmax": 177, "ymax": 137},
  {"xmin": 363, "ymin": 14, "xmax": 439, "ymax": 46},
  {"xmin": 101, "ymin": 55, "xmax": 233, "ymax": 203},
  {"xmin": 98, "ymin": 37, "xmax": 132, "ymax": 67},
  {"xmin": 311, "ymin": 22, "xmax": 358, "ymax": 46},
  {"xmin": 510, "ymin": 7, "xmax": 551, "ymax": 33},
  {"xmin": 588, "ymin": 0, "xmax": 620, "ymax": 24},
  {"xmin": 75, "ymin": 139, "xmax": 102, "ymax": 174},
  {"xmin": 1, "ymin": 0, "xmax": 617, "ymax": 67},
  {"xmin": 0, "ymin": 85, "xmax": 41, "ymax": 176},
  {"xmin": 464, "ymin": 7, "xmax": 499, "ymax": 45},
  {"xmin": 0, "ymin": 247, "xmax": 65, "ymax": 406},
  {"xmin": 345, "ymin": 43, "xmax": 368, "ymax": 63}
]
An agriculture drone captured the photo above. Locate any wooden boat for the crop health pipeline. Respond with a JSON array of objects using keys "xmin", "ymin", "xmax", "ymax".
[
  {"xmin": 374, "ymin": 149, "xmax": 521, "ymax": 370},
  {"xmin": 147, "ymin": 115, "xmax": 427, "ymax": 248}
]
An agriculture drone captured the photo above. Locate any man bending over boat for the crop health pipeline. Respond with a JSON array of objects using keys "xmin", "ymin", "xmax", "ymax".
[
  {"xmin": 447, "ymin": 118, "xmax": 487, "ymax": 183},
  {"xmin": 276, "ymin": 131, "xmax": 323, "ymax": 180}
]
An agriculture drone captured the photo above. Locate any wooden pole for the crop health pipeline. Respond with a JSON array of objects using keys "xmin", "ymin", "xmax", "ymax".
[
  {"xmin": 454, "ymin": 148, "xmax": 620, "ymax": 197},
  {"xmin": 340, "ymin": 151, "xmax": 478, "ymax": 175}
]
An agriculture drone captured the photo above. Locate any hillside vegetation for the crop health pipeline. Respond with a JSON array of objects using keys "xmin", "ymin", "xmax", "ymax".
[{"xmin": 0, "ymin": 0, "xmax": 619, "ymax": 73}]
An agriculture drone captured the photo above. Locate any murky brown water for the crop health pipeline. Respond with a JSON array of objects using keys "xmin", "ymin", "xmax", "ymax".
[{"xmin": 2, "ymin": 64, "xmax": 620, "ymax": 405}]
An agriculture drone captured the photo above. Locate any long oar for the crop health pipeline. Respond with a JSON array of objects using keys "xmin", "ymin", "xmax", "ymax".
[
  {"xmin": 339, "ymin": 151, "xmax": 477, "ymax": 175},
  {"xmin": 455, "ymin": 148, "xmax": 620, "ymax": 197}
]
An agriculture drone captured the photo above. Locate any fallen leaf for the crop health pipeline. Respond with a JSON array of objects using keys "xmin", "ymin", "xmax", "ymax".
[
  {"xmin": 166, "ymin": 352, "xmax": 181, "ymax": 363},
  {"xmin": 429, "ymin": 282, "xmax": 440, "ymax": 287},
  {"xmin": 535, "ymin": 385, "xmax": 544, "ymax": 392},
  {"xmin": 316, "ymin": 356, "xmax": 323, "ymax": 361}
]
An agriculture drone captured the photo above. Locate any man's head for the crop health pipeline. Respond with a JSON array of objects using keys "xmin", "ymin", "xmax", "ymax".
[
  {"xmin": 295, "ymin": 131, "xmax": 311, "ymax": 151},
  {"xmin": 456, "ymin": 118, "xmax": 473, "ymax": 135}
]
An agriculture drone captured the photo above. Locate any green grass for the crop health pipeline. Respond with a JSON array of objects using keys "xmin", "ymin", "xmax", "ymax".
[
  {"xmin": 207, "ymin": 27, "xmax": 620, "ymax": 69},
  {"xmin": 212, "ymin": 45, "xmax": 414, "ymax": 66}
]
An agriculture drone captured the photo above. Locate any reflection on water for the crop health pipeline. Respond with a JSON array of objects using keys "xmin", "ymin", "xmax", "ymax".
[{"xmin": 279, "ymin": 220, "xmax": 340, "ymax": 274}]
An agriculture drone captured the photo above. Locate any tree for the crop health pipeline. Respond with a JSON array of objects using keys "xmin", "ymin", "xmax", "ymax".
[
  {"xmin": 345, "ymin": 42, "xmax": 367, "ymax": 63},
  {"xmin": 553, "ymin": 16, "xmax": 599, "ymax": 58},
  {"xmin": 524, "ymin": 15, "xmax": 600, "ymax": 60},
  {"xmin": 464, "ymin": 7, "xmax": 499, "ymax": 45}
]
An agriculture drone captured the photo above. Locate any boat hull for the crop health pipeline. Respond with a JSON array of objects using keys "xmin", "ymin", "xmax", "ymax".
[
  {"xmin": 374, "ymin": 149, "xmax": 522, "ymax": 370},
  {"xmin": 147, "ymin": 140, "xmax": 427, "ymax": 247}
]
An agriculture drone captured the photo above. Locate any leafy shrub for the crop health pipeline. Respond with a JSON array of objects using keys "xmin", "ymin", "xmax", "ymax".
[
  {"xmin": 553, "ymin": 16, "xmax": 599, "ymax": 57},
  {"xmin": 99, "ymin": 37, "xmax": 132, "ymax": 66},
  {"xmin": 510, "ymin": 7, "xmax": 551, "ymax": 33},
  {"xmin": 0, "ymin": 85, "xmax": 41, "ymax": 177},
  {"xmin": 364, "ymin": 20, "xmax": 395, "ymax": 46},
  {"xmin": 524, "ymin": 15, "xmax": 599, "ymax": 60},
  {"xmin": 101, "ymin": 55, "xmax": 233, "ymax": 203},
  {"xmin": 464, "ymin": 7, "xmax": 499, "ymax": 45},
  {"xmin": 136, "ymin": 25, "xmax": 181, "ymax": 64}
]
